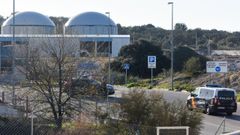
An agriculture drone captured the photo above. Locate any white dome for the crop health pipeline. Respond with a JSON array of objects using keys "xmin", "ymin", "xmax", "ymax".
[
  {"xmin": 1, "ymin": 11, "xmax": 55, "ymax": 34},
  {"xmin": 65, "ymin": 11, "xmax": 118, "ymax": 35},
  {"xmin": 65, "ymin": 12, "xmax": 116, "ymax": 26}
]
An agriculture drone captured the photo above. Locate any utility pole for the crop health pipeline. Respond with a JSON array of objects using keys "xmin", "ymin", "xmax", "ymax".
[
  {"xmin": 105, "ymin": 12, "xmax": 111, "ymax": 116},
  {"xmin": 195, "ymin": 32, "xmax": 198, "ymax": 50},
  {"xmin": 12, "ymin": 0, "xmax": 16, "ymax": 105},
  {"xmin": 168, "ymin": 2, "xmax": 174, "ymax": 90},
  {"xmin": 105, "ymin": 12, "xmax": 111, "ymax": 85}
]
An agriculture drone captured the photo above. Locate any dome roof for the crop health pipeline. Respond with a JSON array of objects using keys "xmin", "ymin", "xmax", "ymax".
[
  {"xmin": 2, "ymin": 11, "xmax": 55, "ymax": 27},
  {"xmin": 65, "ymin": 12, "xmax": 116, "ymax": 27}
]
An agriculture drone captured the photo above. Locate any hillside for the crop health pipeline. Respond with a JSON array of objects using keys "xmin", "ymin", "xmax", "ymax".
[
  {"xmin": 169, "ymin": 72, "xmax": 240, "ymax": 92},
  {"xmin": 1, "ymin": 15, "xmax": 240, "ymax": 51}
]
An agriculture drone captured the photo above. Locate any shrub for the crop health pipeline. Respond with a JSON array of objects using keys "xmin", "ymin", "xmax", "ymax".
[
  {"xmin": 175, "ymin": 82, "xmax": 195, "ymax": 92},
  {"xmin": 111, "ymin": 71, "xmax": 125, "ymax": 85},
  {"xmin": 237, "ymin": 93, "xmax": 240, "ymax": 102},
  {"xmin": 101, "ymin": 90, "xmax": 203, "ymax": 135},
  {"xmin": 128, "ymin": 76, "xmax": 139, "ymax": 83},
  {"xmin": 127, "ymin": 83, "xmax": 141, "ymax": 88},
  {"xmin": 126, "ymin": 80, "xmax": 149, "ymax": 88},
  {"xmin": 157, "ymin": 82, "xmax": 169, "ymax": 89},
  {"xmin": 184, "ymin": 57, "xmax": 201, "ymax": 76},
  {"xmin": 174, "ymin": 46, "xmax": 208, "ymax": 72}
]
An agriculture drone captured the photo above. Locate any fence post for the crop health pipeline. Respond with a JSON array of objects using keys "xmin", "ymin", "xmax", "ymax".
[
  {"xmin": 79, "ymin": 98, "xmax": 81, "ymax": 122},
  {"xmin": 2, "ymin": 91, "xmax": 4, "ymax": 102},
  {"xmin": 156, "ymin": 127, "xmax": 160, "ymax": 135},
  {"xmin": 31, "ymin": 110, "xmax": 34, "ymax": 135},
  {"xmin": 186, "ymin": 127, "xmax": 189, "ymax": 135},
  {"xmin": 223, "ymin": 117, "xmax": 225, "ymax": 133},
  {"xmin": 26, "ymin": 96, "xmax": 29, "ymax": 118}
]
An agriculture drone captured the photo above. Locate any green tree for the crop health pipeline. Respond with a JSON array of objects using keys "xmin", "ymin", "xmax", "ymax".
[
  {"xmin": 175, "ymin": 23, "xmax": 188, "ymax": 31},
  {"xmin": 184, "ymin": 57, "xmax": 201, "ymax": 75},
  {"xmin": 173, "ymin": 46, "xmax": 208, "ymax": 72},
  {"xmin": 111, "ymin": 40, "xmax": 170, "ymax": 78},
  {"xmin": 0, "ymin": 15, "xmax": 5, "ymax": 32}
]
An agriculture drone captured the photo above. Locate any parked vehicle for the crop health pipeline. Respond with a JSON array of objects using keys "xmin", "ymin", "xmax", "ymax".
[
  {"xmin": 187, "ymin": 85, "xmax": 237, "ymax": 115},
  {"xmin": 106, "ymin": 84, "xmax": 115, "ymax": 95},
  {"xmin": 69, "ymin": 78, "xmax": 115, "ymax": 97}
]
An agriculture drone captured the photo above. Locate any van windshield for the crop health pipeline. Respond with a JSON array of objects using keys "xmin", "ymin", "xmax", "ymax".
[{"xmin": 218, "ymin": 90, "xmax": 234, "ymax": 97}]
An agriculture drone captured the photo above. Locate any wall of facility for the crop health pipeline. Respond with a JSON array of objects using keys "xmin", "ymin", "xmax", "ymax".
[
  {"xmin": 2, "ymin": 26, "xmax": 55, "ymax": 35},
  {"xmin": 112, "ymin": 36, "xmax": 130, "ymax": 57},
  {"xmin": 65, "ymin": 25, "xmax": 118, "ymax": 35}
]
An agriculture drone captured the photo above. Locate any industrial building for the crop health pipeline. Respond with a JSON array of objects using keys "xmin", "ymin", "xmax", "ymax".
[{"xmin": 0, "ymin": 11, "xmax": 130, "ymax": 72}]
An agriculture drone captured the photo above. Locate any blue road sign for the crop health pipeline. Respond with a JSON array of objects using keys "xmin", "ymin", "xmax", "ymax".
[
  {"xmin": 148, "ymin": 56, "xmax": 156, "ymax": 68},
  {"xmin": 215, "ymin": 66, "xmax": 221, "ymax": 72},
  {"xmin": 148, "ymin": 56, "xmax": 156, "ymax": 62},
  {"xmin": 123, "ymin": 64, "xmax": 130, "ymax": 70}
]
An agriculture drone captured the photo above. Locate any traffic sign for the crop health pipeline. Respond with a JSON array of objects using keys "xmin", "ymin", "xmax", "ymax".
[
  {"xmin": 123, "ymin": 63, "xmax": 130, "ymax": 70},
  {"xmin": 215, "ymin": 66, "xmax": 221, "ymax": 72},
  {"xmin": 206, "ymin": 61, "xmax": 228, "ymax": 73},
  {"xmin": 148, "ymin": 56, "xmax": 156, "ymax": 68}
]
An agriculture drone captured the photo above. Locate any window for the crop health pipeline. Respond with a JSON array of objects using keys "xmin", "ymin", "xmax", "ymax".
[
  {"xmin": 204, "ymin": 90, "xmax": 214, "ymax": 99},
  {"xmin": 218, "ymin": 90, "xmax": 234, "ymax": 97},
  {"xmin": 199, "ymin": 89, "xmax": 214, "ymax": 99},
  {"xmin": 193, "ymin": 88, "xmax": 199, "ymax": 95}
]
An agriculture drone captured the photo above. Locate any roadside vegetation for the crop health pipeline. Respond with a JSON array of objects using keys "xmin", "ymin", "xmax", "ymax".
[
  {"xmin": 97, "ymin": 90, "xmax": 203, "ymax": 135},
  {"xmin": 237, "ymin": 93, "xmax": 240, "ymax": 102}
]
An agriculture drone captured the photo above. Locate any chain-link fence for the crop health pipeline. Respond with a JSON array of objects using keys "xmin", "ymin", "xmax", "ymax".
[
  {"xmin": 0, "ymin": 117, "xmax": 101, "ymax": 135},
  {"xmin": 0, "ymin": 86, "xmax": 115, "ymax": 135}
]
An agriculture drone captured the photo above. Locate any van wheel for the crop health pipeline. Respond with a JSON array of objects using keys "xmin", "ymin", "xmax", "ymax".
[
  {"xmin": 226, "ymin": 112, "xmax": 232, "ymax": 116},
  {"xmin": 206, "ymin": 107, "xmax": 212, "ymax": 115}
]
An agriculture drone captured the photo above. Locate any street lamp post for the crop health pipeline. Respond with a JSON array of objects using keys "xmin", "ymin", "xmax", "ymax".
[
  {"xmin": 12, "ymin": 0, "xmax": 16, "ymax": 105},
  {"xmin": 105, "ymin": 12, "xmax": 111, "ymax": 115},
  {"xmin": 105, "ymin": 12, "xmax": 111, "ymax": 85},
  {"xmin": 168, "ymin": 2, "xmax": 174, "ymax": 90}
]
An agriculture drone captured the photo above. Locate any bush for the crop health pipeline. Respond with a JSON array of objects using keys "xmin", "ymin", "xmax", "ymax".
[
  {"xmin": 126, "ymin": 80, "xmax": 149, "ymax": 88},
  {"xmin": 175, "ymin": 82, "xmax": 195, "ymax": 92},
  {"xmin": 237, "ymin": 93, "xmax": 240, "ymax": 102},
  {"xmin": 111, "ymin": 71, "xmax": 125, "ymax": 85},
  {"xmin": 127, "ymin": 83, "xmax": 141, "ymax": 88},
  {"xmin": 128, "ymin": 76, "xmax": 139, "ymax": 83},
  {"xmin": 101, "ymin": 90, "xmax": 203, "ymax": 135},
  {"xmin": 184, "ymin": 57, "xmax": 201, "ymax": 76},
  {"xmin": 157, "ymin": 82, "xmax": 169, "ymax": 89},
  {"xmin": 174, "ymin": 46, "xmax": 208, "ymax": 72}
]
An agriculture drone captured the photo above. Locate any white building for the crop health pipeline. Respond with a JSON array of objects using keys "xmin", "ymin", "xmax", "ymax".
[
  {"xmin": 0, "ymin": 11, "xmax": 130, "ymax": 57},
  {"xmin": 0, "ymin": 11, "xmax": 130, "ymax": 71}
]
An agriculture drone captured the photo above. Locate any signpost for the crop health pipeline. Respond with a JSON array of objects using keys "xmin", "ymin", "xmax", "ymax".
[
  {"xmin": 148, "ymin": 56, "xmax": 156, "ymax": 85},
  {"xmin": 123, "ymin": 63, "xmax": 130, "ymax": 84},
  {"xmin": 206, "ymin": 61, "xmax": 228, "ymax": 85},
  {"xmin": 206, "ymin": 61, "xmax": 228, "ymax": 73}
]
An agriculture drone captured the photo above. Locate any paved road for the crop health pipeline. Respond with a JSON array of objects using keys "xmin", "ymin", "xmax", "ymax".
[{"xmin": 112, "ymin": 86, "xmax": 240, "ymax": 135}]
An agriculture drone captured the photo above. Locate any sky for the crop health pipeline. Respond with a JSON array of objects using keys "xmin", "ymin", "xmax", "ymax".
[{"xmin": 1, "ymin": 0, "xmax": 240, "ymax": 32}]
